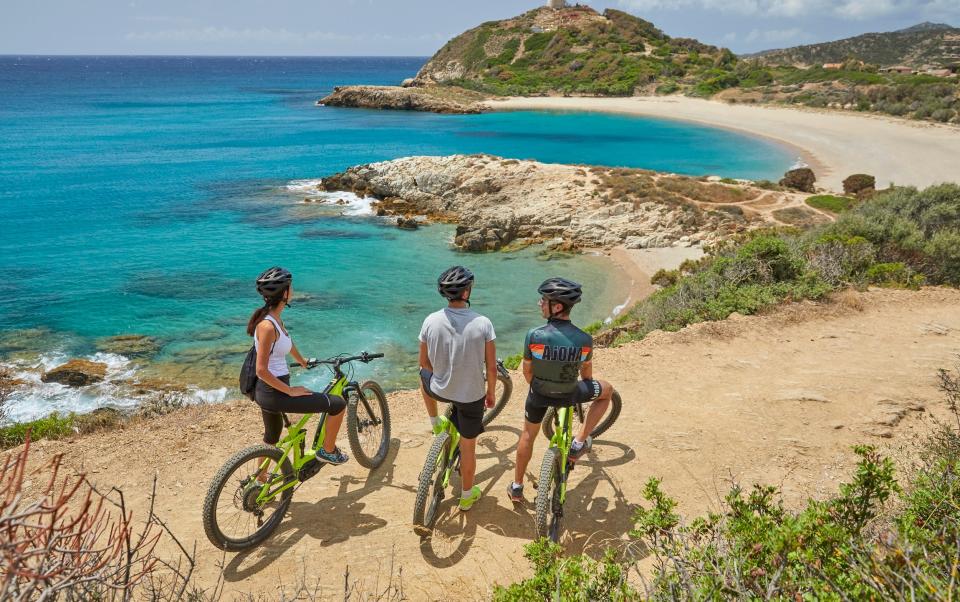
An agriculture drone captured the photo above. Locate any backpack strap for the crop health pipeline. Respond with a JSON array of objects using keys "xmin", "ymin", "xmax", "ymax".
[{"xmin": 259, "ymin": 316, "xmax": 281, "ymax": 354}]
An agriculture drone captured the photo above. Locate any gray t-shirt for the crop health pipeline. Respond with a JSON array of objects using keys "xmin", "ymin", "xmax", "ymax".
[{"xmin": 419, "ymin": 307, "xmax": 496, "ymax": 403}]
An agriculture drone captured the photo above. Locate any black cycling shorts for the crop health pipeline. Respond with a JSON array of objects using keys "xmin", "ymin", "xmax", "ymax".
[
  {"xmin": 524, "ymin": 379, "xmax": 602, "ymax": 424},
  {"xmin": 255, "ymin": 375, "xmax": 346, "ymax": 445},
  {"xmin": 420, "ymin": 368, "xmax": 485, "ymax": 439}
]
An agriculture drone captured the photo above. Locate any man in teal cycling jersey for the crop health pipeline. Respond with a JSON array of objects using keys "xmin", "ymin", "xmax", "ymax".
[{"xmin": 507, "ymin": 277, "xmax": 616, "ymax": 503}]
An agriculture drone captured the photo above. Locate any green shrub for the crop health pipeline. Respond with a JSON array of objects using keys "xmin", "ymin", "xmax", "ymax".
[
  {"xmin": 807, "ymin": 194, "xmax": 855, "ymax": 213},
  {"xmin": 492, "ymin": 540, "xmax": 636, "ymax": 601},
  {"xmin": 502, "ymin": 353, "xmax": 523, "ymax": 370},
  {"xmin": 0, "ymin": 413, "xmax": 77, "ymax": 449},
  {"xmin": 843, "ymin": 173, "xmax": 876, "ymax": 196},
  {"xmin": 865, "ymin": 262, "xmax": 923, "ymax": 288},
  {"xmin": 650, "ymin": 268, "xmax": 679, "ymax": 287},
  {"xmin": 582, "ymin": 320, "xmax": 604, "ymax": 335}
]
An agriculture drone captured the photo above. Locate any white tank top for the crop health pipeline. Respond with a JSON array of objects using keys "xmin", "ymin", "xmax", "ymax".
[{"xmin": 254, "ymin": 314, "xmax": 292, "ymax": 378}]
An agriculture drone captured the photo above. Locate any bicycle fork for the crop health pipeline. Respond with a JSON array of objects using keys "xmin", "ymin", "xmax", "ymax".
[{"xmin": 441, "ymin": 429, "xmax": 462, "ymax": 488}]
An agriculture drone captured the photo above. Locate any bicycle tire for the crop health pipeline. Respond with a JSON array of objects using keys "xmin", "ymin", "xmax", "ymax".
[
  {"xmin": 443, "ymin": 373, "xmax": 513, "ymax": 427},
  {"xmin": 413, "ymin": 432, "xmax": 451, "ymax": 530},
  {"xmin": 347, "ymin": 380, "xmax": 391, "ymax": 469},
  {"xmin": 202, "ymin": 444, "xmax": 294, "ymax": 551},
  {"xmin": 540, "ymin": 391, "xmax": 622, "ymax": 440},
  {"xmin": 535, "ymin": 446, "xmax": 562, "ymax": 541}
]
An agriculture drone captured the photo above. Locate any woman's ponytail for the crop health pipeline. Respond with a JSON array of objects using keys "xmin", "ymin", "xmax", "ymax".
[{"xmin": 246, "ymin": 303, "xmax": 271, "ymax": 336}]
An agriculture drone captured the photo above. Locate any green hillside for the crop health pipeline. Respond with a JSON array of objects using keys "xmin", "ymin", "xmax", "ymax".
[
  {"xmin": 753, "ymin": 22, "xmax": 960, "ymax": 68},
  {"xmin": 412, "ymin": 5, "xmax": 728, "ymax": 96}
]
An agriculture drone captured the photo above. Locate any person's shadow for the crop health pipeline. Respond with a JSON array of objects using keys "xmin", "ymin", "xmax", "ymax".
[{"xmin": 223, "ymin": 437, "xmax": 410, "ymax": 581}]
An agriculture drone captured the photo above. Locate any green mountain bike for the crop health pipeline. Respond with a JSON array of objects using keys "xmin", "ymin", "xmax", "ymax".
[
  {"xmin": 535, "ymin": 393, "xmax": 622, "ymax": 542},
  {"xmin": 413, "ymin": 359, "xmax": 512, "ymax": 530},
  {"xmin": 202, "ymin": 352, "xmax": 390, "ymax": 551}
]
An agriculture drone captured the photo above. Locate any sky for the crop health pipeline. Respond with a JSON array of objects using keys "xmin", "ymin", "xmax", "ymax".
[{"xmin": 1, "ymin": 0, "xmax": 958, "ymax": 56}]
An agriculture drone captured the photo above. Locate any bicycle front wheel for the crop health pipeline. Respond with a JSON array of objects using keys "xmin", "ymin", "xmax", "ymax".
[
  {"xmin": 202, "ymin": 444, "xmax": 294, "ymax": 551},
  {"xmin": 541, "ymin": 391, "xmax": 622, "ymax": 440},
  {"xmin": 535, "ymin": 446, "xmax": 564, "ymax": 542},
  {"xmin": 413, "ymin": 432, "xmax": 451, "ymax": 530},
  {"xmin": 347, "ymin": 380, "xmax": 391, "ymax": 469}
]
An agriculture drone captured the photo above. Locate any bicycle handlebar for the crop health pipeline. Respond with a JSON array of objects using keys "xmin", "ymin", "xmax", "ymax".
[{"xmin": 290, "ymin": 351, "xmax": 384, "ymax": 369}]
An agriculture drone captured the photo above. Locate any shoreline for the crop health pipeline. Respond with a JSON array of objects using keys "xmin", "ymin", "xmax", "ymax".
[{"xmin": 483, "ymin": 96, "xmax": 960, "ymax": 192}]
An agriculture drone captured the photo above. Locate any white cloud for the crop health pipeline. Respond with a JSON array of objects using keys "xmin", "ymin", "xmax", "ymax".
[{"xmin": 616, "ymin": 0, "xmax": 953, "ymax": 20}]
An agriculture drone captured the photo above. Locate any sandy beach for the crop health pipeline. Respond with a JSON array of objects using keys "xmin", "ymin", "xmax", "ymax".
[{"xmin": 485, "ymin": 96, "xmax": 960, "ymax": 192}]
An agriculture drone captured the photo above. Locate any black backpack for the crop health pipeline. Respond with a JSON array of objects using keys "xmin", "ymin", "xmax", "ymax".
[{"xmin": 239, "ymin": 319, "xmax": 279, "ymax": 401}]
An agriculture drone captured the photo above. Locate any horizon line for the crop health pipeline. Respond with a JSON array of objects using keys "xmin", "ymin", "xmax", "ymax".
[{"xmin": 0, "ymin": 53, "xmax": 433, "ymax": 59}]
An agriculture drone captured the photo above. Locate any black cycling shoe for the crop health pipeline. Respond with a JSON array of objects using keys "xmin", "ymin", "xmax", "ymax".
[
  {"xmin": 568, "ymin": 436, "xmax": 592, "ymax": 462},
  {"xmin": 315, "ymin": 446, "xmax": 349, "ymax": 465}
]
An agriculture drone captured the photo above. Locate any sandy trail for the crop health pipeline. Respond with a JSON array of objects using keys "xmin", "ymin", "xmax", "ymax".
[
  {"xmin": 15, "ymin": 288, "xmax": 960, "ymax": 600},
  {"xmin": 485, "ymin": 96, "xmax": 960, "ymax": 192}
]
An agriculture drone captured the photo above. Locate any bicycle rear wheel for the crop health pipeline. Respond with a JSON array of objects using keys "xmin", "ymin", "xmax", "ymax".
[
  {"xmin": 347, "ymin": 380, "xmax": 391, "ymax": 469},
  {"xmin": 413, "ymin": 432, "xmax": 451, "ymax": 530},
  {"xmin": 202, "ymin": 444, "xmax": 294, "ymax": 551},
  {"xmin": 443, "ymin": 372, "xmax": 512, "ymax": 427},
  {"xmin": 541, "ymin": 391, "xmax": 622, "ymax": 440},
  {"xmin": 535, "ymin": 446, "xmax": 564, "ymax": 542}
]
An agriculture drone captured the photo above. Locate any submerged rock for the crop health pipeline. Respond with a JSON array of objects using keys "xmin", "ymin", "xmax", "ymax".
[
  {"xmin": 96, "ymin": 334, "xmax": 161, "ymax": 358},
  {"xmin": 42, "ymin": 359, "xmax": 108, "ymax": 387}
]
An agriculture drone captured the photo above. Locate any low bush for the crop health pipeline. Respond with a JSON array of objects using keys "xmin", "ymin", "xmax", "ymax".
[
  {"xmin": 843, "ymin": 173, "xmax": 876, "ymax": 196},
  {"xmin": 650, "ymin": 268, "xmax": 679, "ymax": 287},
  {"xmin": 865, "ymin": 262, "xmax": 924, "ymax": 288},
  {"xmin": 807, "ymin": 194, "xmax": 855, "ymax": 213},
  {"xmin": 0, "ymin": 413, "xmax": 76, "ymax": 448},
  {"xmin": 502, "ymin": 353, "xmax": 523, "ymax": 370}
]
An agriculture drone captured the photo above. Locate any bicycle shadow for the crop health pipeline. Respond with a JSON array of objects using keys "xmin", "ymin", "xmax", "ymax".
[
  {"xmin": 551, "ymin": 440, "xmax": 646, "ymax": 560},
  {"xmin": 222, "ymin": 437, "xmax": 412, "ymax": 581},
  {"xmin": 417, "ymin": 424, "xmax": 537, "ymax": 568}
]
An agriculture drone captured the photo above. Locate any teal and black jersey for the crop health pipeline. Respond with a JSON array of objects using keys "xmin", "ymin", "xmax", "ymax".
[{"xmin": 523, "ymin": 318, "xmax": 593, "ymax": 398}]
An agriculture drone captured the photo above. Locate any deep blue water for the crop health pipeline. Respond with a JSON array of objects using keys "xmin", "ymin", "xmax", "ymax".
[{"xmin": 0, "ymin": 56, "xmax": 792, "ymax": 420}]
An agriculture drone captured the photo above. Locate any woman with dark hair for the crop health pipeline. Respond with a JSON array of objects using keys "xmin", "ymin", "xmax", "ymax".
[{"xmin": 247, "ymin": 266, "xmax": 349, "ymax": 465}]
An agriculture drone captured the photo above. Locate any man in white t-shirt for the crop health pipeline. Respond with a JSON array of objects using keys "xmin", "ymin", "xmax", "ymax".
[{"xmin": 419, "ymin": 265, "xmax": 497, "ymax": 512}]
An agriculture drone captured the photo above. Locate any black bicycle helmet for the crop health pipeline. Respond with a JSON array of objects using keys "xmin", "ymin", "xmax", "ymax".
[
  {"xmin": 437, "ymin": 265, "xmax": 475, "ymax": 300},
  {"xmin": 538, "ymin": 277, "xmax": 583, "ymax": 305},
  {"xmin": 256, "ymin": 266, "xmax": 292, "ymax": 297}
]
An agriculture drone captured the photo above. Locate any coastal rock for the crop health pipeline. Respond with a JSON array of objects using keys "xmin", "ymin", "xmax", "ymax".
[
  {"xmin": 842, "ymin": 173, "xmax": 876, "ymax": 196},
  {"xmin": 318, "ymin": 85, "xmax": 486, "ymax": 115},
  {"xmin": 780, "ymin": 168, "xmax": 817, "ymax": 193},
  {"xmin": 396, "ymin": 217, "xmax": 420, "ymax": 230},
  {"xmin": 320, "ymin": 155, "xmax": 804, "ymax": 253},
  {"xmin": 41, "ymin": 359, "xmax": 108, "ymax": 387}
]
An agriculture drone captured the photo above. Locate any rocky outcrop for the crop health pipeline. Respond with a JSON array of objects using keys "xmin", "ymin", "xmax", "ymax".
[
  {"xmin": 320, "ymin": 155, "xmax": 810, "ymax": 252},
  {"xmin": 318, "ymin": 86, "xmax": 486, "ymax": 115},
  {"xmin": 42, "ymin": 359, "xmax": 107, "ymax": 387}
]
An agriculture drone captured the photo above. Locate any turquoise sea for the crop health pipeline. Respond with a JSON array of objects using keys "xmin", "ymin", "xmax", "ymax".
[{"xmin": 0, "ymin": 56, "xmax": 793, "ymax": 421}]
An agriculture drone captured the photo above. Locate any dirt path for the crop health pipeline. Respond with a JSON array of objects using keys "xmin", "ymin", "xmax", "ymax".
[{"xmin": 16, "ymin": 288, "xmax": 960, "ymax": 600}]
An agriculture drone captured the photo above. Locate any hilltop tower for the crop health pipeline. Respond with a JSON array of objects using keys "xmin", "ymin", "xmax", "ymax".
[{"xmin": 547, "ymin": 0, "xmax": 567, "ymax": 9}]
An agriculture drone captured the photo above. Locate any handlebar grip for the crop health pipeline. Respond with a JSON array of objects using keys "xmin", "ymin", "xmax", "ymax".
[{"xmin": 366, "ymin": 353, "xmax": 385, "ymax": 359}]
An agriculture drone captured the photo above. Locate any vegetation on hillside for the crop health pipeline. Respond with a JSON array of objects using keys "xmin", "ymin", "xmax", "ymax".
[
  {"xmin": 601, "ymin": 183, "xmax": 960, "ymax": 346},
  {"xmin": 497, "ymin": 365, "xmax": 960, "ymax": 600},
  {"xmin": 417, "ymin": 6, "xmax": 725, "ymax": 97},
  {"xmin": 752, "ymin": 22, "xmax": 960, "ymax": 69},
  {"xmin": 412, "ymin": 6, "xmax": 960, "ymax": 124}
]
